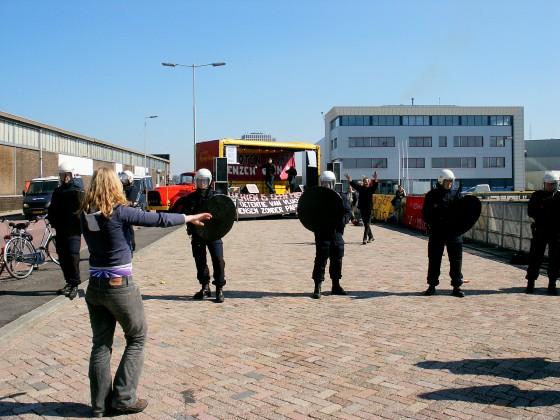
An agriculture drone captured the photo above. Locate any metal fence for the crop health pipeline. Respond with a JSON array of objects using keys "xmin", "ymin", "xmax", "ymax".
[{"xmin": 464, "ymin": 199, "xmax": 537, "ymax": 254}]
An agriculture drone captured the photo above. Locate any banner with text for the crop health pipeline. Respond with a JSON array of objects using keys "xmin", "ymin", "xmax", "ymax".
[{"xmin": 232, "ymin": 192, "xmax": 302, "ymax": 218}]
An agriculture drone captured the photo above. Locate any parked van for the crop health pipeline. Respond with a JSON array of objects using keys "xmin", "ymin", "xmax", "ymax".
[{"xmin": 22, "ymin": 177, "xmax": 60, "ymax": 219}]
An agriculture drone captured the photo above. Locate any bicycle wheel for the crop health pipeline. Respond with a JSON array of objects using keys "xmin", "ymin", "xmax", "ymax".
[
  {"xmin": 3, "ymin": 237, "xmax": 36, "ymax": 279},
  {"xmin": 46, "ymin": 235, "xmax": 60, "ymax": 265}
]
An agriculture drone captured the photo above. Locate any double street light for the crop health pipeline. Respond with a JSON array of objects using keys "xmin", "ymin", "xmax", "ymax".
[{"xmin": 161, "ymin": 61, "xmax": 226, "ymax": 170}]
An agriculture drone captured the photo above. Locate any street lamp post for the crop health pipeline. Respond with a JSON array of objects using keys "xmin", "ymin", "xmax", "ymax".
[
  {"xmin": 162, "ymin": 61, "xmax": 226, "ymax": 170},
  {"xmin": 144, "ymin": 115, "xmax": 158, "ymax": 176}
]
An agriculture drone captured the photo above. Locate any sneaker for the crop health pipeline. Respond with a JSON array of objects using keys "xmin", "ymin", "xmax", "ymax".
[
  {"xmin": 215, "ymin": 288, "xmax": 224, "ymax": 303},
  {"xmin": 112, "ymin": 398, "xmax": 148, "ymax": 415},
  {"xmin": 362, "ymin": 241, "xmax": 367, "ymax": 245},
  {"xmin": 193, "ymin": 284, "xmax": 211, "ymax": 300},
  {"xmin": 424, "ymin": 285, "xmax": 436, "ymax": 296},
  {"xmin": 67, "ymin": 286, "xmax": 79, "ymax": 300},
  {"xmin": 367, "ymin": 238, "xmax": 374, "ymax": 243},
  {"xmin": 451, "ymin": 287, "xmax": 465, "ymax": 298}
]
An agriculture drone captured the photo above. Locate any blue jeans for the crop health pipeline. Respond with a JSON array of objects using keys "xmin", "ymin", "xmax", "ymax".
[{"xmin": 85, "ymin": 278, "xmax": 147, "ymax": 413}]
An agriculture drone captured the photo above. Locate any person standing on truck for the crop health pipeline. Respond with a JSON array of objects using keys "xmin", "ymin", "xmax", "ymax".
[
  {"xmin": 345, "ymin": 172, "xmax": 378, "ymax": 244},
  {"xmin": 285, "ymin": 166, "xmax": 298, "ymax": 193},
  {"xmin": 525, "ymin": 171, "xmax": 560, "ymax": 295},
  {"xmin": 264, "ymin": 158, "xmax": 276, "ymax": 194},
  {"xmin": 182, "ymin": 168, "xmax": 227, "ymax": 303},
  {"xmin": 48, "ymin": 162, "xmax": 85, "ymax": 300}
]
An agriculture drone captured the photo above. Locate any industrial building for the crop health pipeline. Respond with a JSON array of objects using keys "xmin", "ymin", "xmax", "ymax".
[
  {"xmin": 0, "ymin": 110, "xmax": 170, "ymax": 212},
  {"xmin": 320, "ymin": 105, "xmax": 524, "ymax": 193}
]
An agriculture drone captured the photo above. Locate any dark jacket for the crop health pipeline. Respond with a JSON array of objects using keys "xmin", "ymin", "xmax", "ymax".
[
  {"xmin": 48, "ymin": 180, "xmax": 84, "ymax": 236},
  {"xmin": 264, "ymin": 163, "xmax": 276, "ymax": 179},
  {"xmin": 81, "ymin": 205, "xmax": 184, "ymax": 268},
  {"xmin": 182, "ymin": 188, "xmax": 215, "ymax": 237},
  {"xmin": 528, "ymin": 190, "xmax": 560, "ymax": 233},
  {"xmin": 422, "ymin": 184, "xmax": 460, "ymax": 235},
  {"xmin": 285, "ymin": 167, "xmax": 297, "ymax": 183},
  {"xmin": 350, "ymin": 180, "xmax": 378, "ymax": 211}
]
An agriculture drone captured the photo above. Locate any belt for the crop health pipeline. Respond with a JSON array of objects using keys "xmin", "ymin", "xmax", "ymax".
[{"xmin": 89, "ymin": 276, "xmax": 132, "ymax": 288}]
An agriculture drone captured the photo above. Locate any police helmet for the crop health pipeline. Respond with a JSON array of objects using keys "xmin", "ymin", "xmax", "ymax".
[
  {"xmin": 437, "ymin": 169, "xmax": 455, "ymax": 185},
  {"xmin": 543, "ymin": 171, "xmax": 559, "ymax": 192},
  {"xmin": 58, "ymin": 162, "xmax": 76, "ymax": 178},
  {"xmin": 195, "ymin": 168, "xmax": 212, "ymax": 189},
  {"xmin": 320, "ymin": 171, "xmax": 336, "ymax": 189}
]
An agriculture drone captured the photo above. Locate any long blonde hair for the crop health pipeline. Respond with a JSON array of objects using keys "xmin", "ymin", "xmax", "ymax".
[{"xmin": 81, "ymin": 167, "xmax": 128, "ymax": 218}]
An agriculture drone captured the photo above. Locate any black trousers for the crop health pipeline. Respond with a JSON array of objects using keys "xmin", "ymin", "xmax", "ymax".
[
  {"xmin": 190, "ymin": 236, "xmax": 226, "ymax": 287},
  {"xmin": 56, "ymin": 234, "xmax": 82, "ymax": 286},
  {"xmin": 360, "ymin": 209, "xmax": 374, "ymax": 242},
  {"xmin": 265, "ymin": 176, "xmax": 276, "ymax": 194},
  {"xmin": 427, "ymin": 234, "xmax": 463, "ymax": 287},
  {"xmin": 526, "ymin": 230, "xmax": 560, "ymax": 282},
  {"xmin": 312, "ymin": 231, "xmax": 344, "ymax": 284}
]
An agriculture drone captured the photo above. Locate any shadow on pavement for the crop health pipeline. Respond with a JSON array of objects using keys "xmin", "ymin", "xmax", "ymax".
[
  {"xmin": 418, "ymin": 384, "xmax": 560, "ymax": 407},
  {"xmin": 0, "ymin": 290, "xmax": 58, "ymax": 297},
  {"xmin": 0, "ymin": 401, "xmax": 91, "ymax": 417},
  {"xmin": 416, "ymin": 357, "xmax": 560, "ymax": 380}
]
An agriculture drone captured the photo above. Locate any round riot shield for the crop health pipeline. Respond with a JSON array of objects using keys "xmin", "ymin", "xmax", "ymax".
[
  {"xmin": 448, "ymin": 195, "xmax": 482, "ymax": 236},
  {"xmin": 193, "ymin": 194, "xmax": 237, "ymax": 242},
  {"xmin": 297, "ymin": 186, "xmax": 344, "ymax": 232}
]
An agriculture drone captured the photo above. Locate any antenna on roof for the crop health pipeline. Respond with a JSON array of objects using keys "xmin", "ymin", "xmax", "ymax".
[{"xmin": 411, "ymin": 97, "xmax": 414, "ymax": 106}]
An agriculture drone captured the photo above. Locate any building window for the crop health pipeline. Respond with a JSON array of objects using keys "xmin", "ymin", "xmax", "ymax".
[
  {"xmin": 402, "ymin": 158, "xmax": 425, "ymax": 168},
  {"xmin": 343, "ymin": 158, "xmax": 388, "ymax": 169},
  {"xmin": 489, "ymin": 115, "xmax": 512, "ymax": 126},
  {"xmin": 460, "ymin": 115, "xmax": 488, "ymax": 126},
  {"xmin": 432, "ymin": 115, "xmax": 460, "ymax": 126},
  {"xmin": 371, "ymin": 115, "xmax": 400, "ymax": 126},
  {"xmin": 330, "ymin": 119, "xmax": 336, "ymax": 130},
  {"xmin": 438, "ymin": 136, "xmax": 447, "ymax": 147},
  {"xmin": 453, "ymin": 136, "xmax": 483, "ymax": 147},
  {"xmin": 483, "ymin": 157, "xmax": 506, "ymax": 168},
  {"xmin": 490, "ymin": 136, "xmax": 511, "ymax": 147},
  {"xmin": 402, "ymin": 115, "xmax": 430, "ymax": 126},
  {"xmin": 432, "ymin": 157, "xmax": 476, "ymax": 168},
  {"xmin": 330, "ymin": 137, "xmax": 337, "ymax": 150},
  {"xmin": 409, "ymin": 136, "xmax": 432, "ymax": 147},
  {"xmin": 348, "ymin": 137, "xmax": 395, "ymax": 147}
]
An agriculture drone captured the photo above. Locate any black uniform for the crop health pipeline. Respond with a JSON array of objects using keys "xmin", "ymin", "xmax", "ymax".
[
  {"xmin": 422, "ymin": 184, "xmax": 463, "ymax": 287},
  {"xmin": 48, "ymin": 179, "xmax": 84, "ymax": 288},
  {"xmin": 183, "ymin": 188, "xmax": 226, "ymax": 287},
  {"xmin": 264, "ymin": 163, "xmax": 276, "ymax": 194},
  {"xmin": 350, "ymin": 180, "xmax": 378, "ymax": 242},
  {"xmin": 526, "ymin": 189, "xmax": 560, "ymax": 286},
  {"xmin": 312, "ymin": 193, "xmax": 353, "ymax": 285},
  {"xmin": 123, "ymin": 183, "xmax": 141, "ymax": 252}
]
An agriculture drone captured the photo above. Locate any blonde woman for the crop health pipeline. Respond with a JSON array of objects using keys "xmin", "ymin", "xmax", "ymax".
[{"xmin": 80, "ymin": 168, "xmax": 211, "ymax": 417}]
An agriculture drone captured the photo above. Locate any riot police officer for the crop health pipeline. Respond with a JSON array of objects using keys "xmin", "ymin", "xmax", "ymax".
[
  {"xmin": 311, "ymin": 171, "xmax": 353, "ymax": 299},
  {"xmin": 182, "ymin": 169, "xmax": 226, "ymax": 303},
  {"xmin": 525, "ymin": 171, "xmax": 560, "ymax": 294},
  {"xmin": 119, "ymin": 170, "xmax": 138, "ymax": 252},
  {"xmin": 422, "ymin": 169, "xmax": 465, "ymax": 298},
  {"xmin": 48, "ymin": 162, "xmax": 84, "ymax": 300}
]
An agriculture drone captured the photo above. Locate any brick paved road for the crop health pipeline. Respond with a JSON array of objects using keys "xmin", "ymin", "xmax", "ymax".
[{"xmin": 1, "ymin": 219, "xmax": 559, "ymax": 419}]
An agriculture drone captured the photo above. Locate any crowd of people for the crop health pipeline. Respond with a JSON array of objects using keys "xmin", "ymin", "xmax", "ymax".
[{"xmin": 44, "ymin": 161, "xmax": 559, "ymax": 417}]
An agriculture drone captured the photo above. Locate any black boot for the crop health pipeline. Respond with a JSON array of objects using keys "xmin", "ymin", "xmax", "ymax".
[
  {"xmin": 67, "ymin": 286, "xmax": 79, "ymax": 300},
  {"xmin": 193, "ymin": 284, "xmax": 211, "ymax": 300},
  {"xmin": 424, "ymin": 285, "xmax": 436, "ymax": 296},
  {"xmin": 526, "ymin": 279, "xmax": 535, "ymax": 294},
  {"xmin": 451, "ymin": 287, "xmax": 464, "ymax": 298},
  {"xmin": 57, "ymin": 284, "xmax": 72, "ymax": 295},
  {"xmin": 312, "ymin": 283, "xmax": 322, "ymax": 299},
  {"xmin": 331, "ymin": 279, "xmax": 347, "ymax": 295},
  {"xmin": 547, "ymin": 280, "xmax": 558, "ymax": 296},
  {"xmin": 215, "ymin": 287, "xmax": 224, "ymax": 303}
]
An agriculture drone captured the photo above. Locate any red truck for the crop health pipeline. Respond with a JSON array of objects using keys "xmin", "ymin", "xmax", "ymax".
[{"xmin": 147, "ymin": 171, "xmax": 196, "ymax": 212}]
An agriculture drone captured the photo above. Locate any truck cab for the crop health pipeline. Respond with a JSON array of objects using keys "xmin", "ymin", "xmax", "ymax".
[{"xmin": 147, "ymin": 171, "xmax": 196, "ymax": 212}]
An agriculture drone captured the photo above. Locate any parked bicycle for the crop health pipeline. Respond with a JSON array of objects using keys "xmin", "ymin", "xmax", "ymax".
[{"xmin": 1, "ymin": 216, "xmax": 58, "ymax": 279}]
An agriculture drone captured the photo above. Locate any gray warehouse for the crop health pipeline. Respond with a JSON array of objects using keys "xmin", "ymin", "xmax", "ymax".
[{"xmin": 0, "ymin": 110, "xmax": 170, "ymax": 212}]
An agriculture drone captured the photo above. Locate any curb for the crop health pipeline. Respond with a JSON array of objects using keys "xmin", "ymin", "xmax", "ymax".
[{"xmin": 0, "ymin": 225, "xmax": 183, "ymax": 342}]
